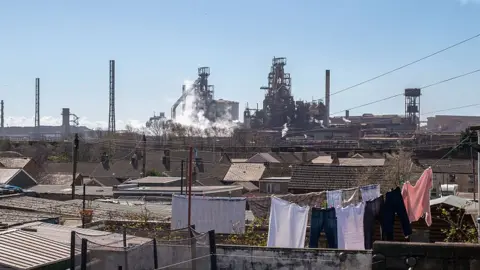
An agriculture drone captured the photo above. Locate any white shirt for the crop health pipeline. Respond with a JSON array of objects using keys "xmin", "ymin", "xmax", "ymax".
[{"xmin": 335, "ymin": 202, "xmax": 366, "ymax": 250}]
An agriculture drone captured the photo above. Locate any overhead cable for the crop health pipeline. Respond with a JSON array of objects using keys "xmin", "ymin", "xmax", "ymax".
[
  {"xmin": 331, "ymin": 68, "xmax": 480, "ymax": 115},
  {"xmin": 329, "ymin": 32, "xmax": 480, "ymax": 97}
]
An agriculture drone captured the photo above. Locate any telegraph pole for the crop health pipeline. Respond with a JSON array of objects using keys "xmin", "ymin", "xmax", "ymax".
[
  {"xmin": 180, "ymin": 160, "xmax": 184, "ymax": 195},
  {"xmin": 187, "ymin": 146, "xmax": 193, "ymax": 229},
  {"xmin": 142, "ymin": 134, "xmax": 147, "ymax": 176},
  {"xmin": 72, "ymin": 134, "xmax": 79, "ymax": 199},
  {"xmin": 469, "ymin": 125, "xmax": 480, "ymax": 242}
]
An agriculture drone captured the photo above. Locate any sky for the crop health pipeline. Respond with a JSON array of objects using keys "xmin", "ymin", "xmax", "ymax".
[{"xmin": 0, "ymin": 0, "xmax": 479, "ymax": 130}]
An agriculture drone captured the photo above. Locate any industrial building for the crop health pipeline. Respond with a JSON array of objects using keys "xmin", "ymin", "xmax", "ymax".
[{"xmin": 243, "ymin": 57, "xmax": 327, "ymax": 130}]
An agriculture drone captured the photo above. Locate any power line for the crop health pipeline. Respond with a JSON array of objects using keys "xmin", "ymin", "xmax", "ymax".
[
  {"xmin": 331, "ymin": 68, "xmax": 480, "ymax": 115},
  {"xmin": 329, "ymin": 32, "xmax": 480, "ymax": 97},
  {"xmin": 421, "ymin": 103, "xmax": 480, "ymax": 116}
]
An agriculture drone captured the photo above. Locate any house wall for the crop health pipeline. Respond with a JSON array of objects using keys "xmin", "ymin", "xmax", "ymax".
[
  {"xmin": 23, "ymin": 159, "xmax": 42, "ymax": 179},
  {"xmin": 372, "ymin": 241, "xmax": 480, "ymax": 270},
  {"xmin": 259, "ymin": 181, "xmax": 289, "ymax": 194},
  {"xmin": 433, "ymin": 172, "xmax": 476, "ymax": 194},
  {"xmin": 216, "ymin": 245, "xmax": 371, "ymax": 270},
  {"xmin": 9, "ymin": 170, "xmax": 37, "ymax": 188}
]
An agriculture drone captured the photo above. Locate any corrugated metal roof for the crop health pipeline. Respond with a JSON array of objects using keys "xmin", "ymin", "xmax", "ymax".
[
  {"xmin": 223, "ymin": 163, "xmax": 266, "ymax": 182},
  {"xmin": 0, "ymin": 229, "xmax": 79, "ymax": 269},
  {"xmin": 12, "ymin": 222, "xmax": 150, "ymax": 247}
]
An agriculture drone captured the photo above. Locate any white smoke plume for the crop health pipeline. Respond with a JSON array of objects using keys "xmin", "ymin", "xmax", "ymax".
[
  {"xmin": 163, "ymin": 80, "xmax": 238, "ymax": 137},
  {"xmin": 281, "ymin": 123, "xmax": 288, "ymax": 138}
]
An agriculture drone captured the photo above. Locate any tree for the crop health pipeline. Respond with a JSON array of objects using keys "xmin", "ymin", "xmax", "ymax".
[
  {"xmin": 435, "ymin": 205, "xmax": 477, "ymax": 243},
  {"xmin": 357, "ymin": 149, "xmax": 417, "ymax": 192}
]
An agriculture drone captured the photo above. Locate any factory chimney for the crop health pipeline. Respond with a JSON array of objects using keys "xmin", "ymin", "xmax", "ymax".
[
  {"xmin": 62, "ymin": 108, "xmax": 71, "ymax": 138},
  {"xmin": 324, "ymin": 70, "xmax": 330, "ymax": 127},
  {"xmin": 0, "ymin": 100, "xmax": 4, "ymax": 129}
]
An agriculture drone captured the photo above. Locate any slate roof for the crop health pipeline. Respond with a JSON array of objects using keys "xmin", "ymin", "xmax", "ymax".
[
  {"xmin": 416, "ymin": 159, "xmax": 477, "ymax": 174},
  {"xmin": 246, "ymin": 152, "xmax": 323, "ymax": 164},
  {"xmin": 234, "ymin": 181, "xmax": 259, "ymax": 192},
  {"xmin": 84, "ymin": 177, "xmax": 122, "ymax": 187},
  {"xmin": 0, "ymin": 157, "xmax": 32, "ymax": 168},
  {"xmin": 224, "ymin": 163, "xmax": 266, "ymax": 182},
  {"xmin": 0, "ymin": 168, "xmax": 21, "ymax": 185},
  {"xmin": 289, "ymin": 164, "xmax": 385, "ymax": 191},
  {"xmin": 247, "ymin": 153, "xmax": 280, "ymax": 163},
  {"xmin": 37, "ymin": 173, "xmax": 82, "ymax": 185},
  {"xmin": 311, "ymin": 156, "xmax": 385, "ymax": 166}
]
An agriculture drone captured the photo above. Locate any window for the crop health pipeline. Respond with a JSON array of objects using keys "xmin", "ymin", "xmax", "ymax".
[
  {"xmin": 266, "ymin": 183, "xmax": 280, "ymax": 194},
  {"xmin": 266, "ymin": 183, "xmax": 273, "ymax": 194}
]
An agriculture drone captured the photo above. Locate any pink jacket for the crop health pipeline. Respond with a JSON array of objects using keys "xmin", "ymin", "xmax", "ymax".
[{"xmin": 401, "ymin": 167, "xmax": 433, "ymax": 226}]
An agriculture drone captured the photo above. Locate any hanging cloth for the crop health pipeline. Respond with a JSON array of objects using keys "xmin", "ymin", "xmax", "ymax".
[
  {"xmin": 267, "ymin": 197, "xmax": 309, "ymax": 248},
  {"xmin": 401, "ymin": 167, "xmax": 433, "ymax": 226}
]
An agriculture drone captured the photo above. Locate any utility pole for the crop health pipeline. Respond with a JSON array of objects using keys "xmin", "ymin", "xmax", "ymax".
[
  {"xmin": 188, "ymin": 146, "xmax": 193, "ymax": 229},
  {"xmin": 180, "ymin": 160, "xmax": 184, "ymax": 195},
  {"xmin": 469, "ymin": 125, "xmax": 480, "ymax": 242},
  {"xmin": 142, "ymin": 134, "xmax": 147, "ymax": 176},
  {"xmin": 72, "ymin": 133, "xmax": 79, "ymax": 199}
]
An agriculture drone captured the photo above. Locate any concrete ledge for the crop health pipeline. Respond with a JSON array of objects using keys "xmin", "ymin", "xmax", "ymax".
[{"xmin": 216, "ymin": 244, "xmax": 371, "ymax": 270}]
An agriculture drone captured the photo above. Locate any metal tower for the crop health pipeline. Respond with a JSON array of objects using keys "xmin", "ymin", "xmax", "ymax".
[
  {"xmin": 261, "ymin": 57, "xmax": 295, "ymax": 128},
  {"xmin": 108, "ymin": 60, "xmax": 116, "ymax": 133},
  {"xmin": 35, "ymin": 78, "xmax": 40, "ymax": 136},
  {"xmin": 404, "ymin": 88, "xmax": 421, "ymax": 130}
]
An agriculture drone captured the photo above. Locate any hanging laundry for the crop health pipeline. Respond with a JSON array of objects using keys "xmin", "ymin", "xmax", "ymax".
[
  {"xmin": 326, "ymin": 188, "xmax": 359, "ymax": 208},
  {"xmin": 267, "ymin": 197, "xmax": 310, "ymax": 248},
  {"xmin": 171, "ymin": 195, "xmax": 246, "ymax": 234},
  {"xmin": 360, "ymin": 184, "xmax": 381, "ymax": 202},
  {"xmin": 402, "ymin": 167, "xmax": 433, "ymax": 226},
  {"xmin": 335, "ymin": 202, "xmax": 366, "ymax": 250},
  {"xmin": 382, "ymin": 187, "xmax": 412, "ymax": 240},
  {"xmin": 248, "ymin": 191, "xmax": 325, "ymax": 219},
  {"xmin": 363, "ymin": 196, "xmax": 384, "ymax": 249},
  {"xmin": 309, "ymin": 208, "xmax": 337, "ymax": 248}
]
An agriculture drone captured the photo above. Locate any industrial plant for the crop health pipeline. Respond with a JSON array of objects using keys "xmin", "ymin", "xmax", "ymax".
[{"xmin": 0, "ymin": 57, "xmax": 479, "ymax": 145}]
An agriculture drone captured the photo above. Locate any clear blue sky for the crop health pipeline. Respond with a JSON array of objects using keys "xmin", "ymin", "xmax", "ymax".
[{"xmin": 1, "ymin": 0, "xmax": 479, "ymax": 129}]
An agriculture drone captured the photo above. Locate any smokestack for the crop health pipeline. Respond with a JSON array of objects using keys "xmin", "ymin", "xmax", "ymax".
[
  {"xmin": 62, "ymin": 108, "xmax": 71, "ymax": 138},
  {"xmin": 0, "ymin": 100, "xmax": 4, "ymax": 129},
  {"xmin": 325, "ymin": 70, "xmax": 330, "ymax": 127}
]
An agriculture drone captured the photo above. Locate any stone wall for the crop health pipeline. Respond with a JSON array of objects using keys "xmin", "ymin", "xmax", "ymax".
[
  {"xmin": 372, "ymin": 241, "xmax": 480, "ymax": 270},
  {"xmin": 216, "ymin": 245, "xmax": 372, "ymax": 270}
]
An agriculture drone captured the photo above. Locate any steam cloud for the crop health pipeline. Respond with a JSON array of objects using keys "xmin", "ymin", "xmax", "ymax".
[{"xmin": 163, "ymin": 80, "xmax": 238, "ymax": 137}]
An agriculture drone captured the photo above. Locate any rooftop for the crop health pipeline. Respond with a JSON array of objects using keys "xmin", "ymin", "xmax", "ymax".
[
  {"xmin": 0, "ymin": 229, "xmax": 80, "ymax": 270},
  {"xmin": 12, "ymin": 222, "xmax": 151, "ymax": 247},
  {"xmin": 125, "ymin": 176, "xmax": 181, "ymax": 185},
  {"xmin": 0, "ymin": 157, "xmax": 32, "ymax": 168},
  {"xmin": 0, "ymin": 208, "xmax": 59, "ymax": 227},
  {"xmin": 290, "ymin": 164, "xmax": 385, "ymax": 191},
  {"xmin": 223, "ymin": 163, "xmax": 266, "ymax": 182},
  {"xmin": 29, "ymin": 184, "xmax": 114, "ymax": 197},
  {"xmin": 0, "ymin": 168, "xmax": 22, "ymax": 185}
]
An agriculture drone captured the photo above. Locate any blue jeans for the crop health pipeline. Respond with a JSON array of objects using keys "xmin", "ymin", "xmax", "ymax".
[
  {"xmin": 363, "ymin": 196, "xmax": 384, "ymax": 249},
  {"xmin": 309, "ymin": 208, "xmax": 338, "ymax": 248},
  {"xmin": 382, "ymin": 187, "xmax": 412, "ymax": 240}
]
